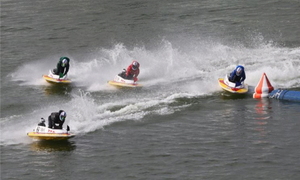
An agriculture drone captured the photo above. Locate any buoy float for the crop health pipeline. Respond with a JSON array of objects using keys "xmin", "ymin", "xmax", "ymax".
[
  {"xmin": 253, "ymin": 73, "xmax": 274, "ymax": 99},
  {"xmin": 269, "ymin": 89, "xmax": 300, "ymax": 102}
]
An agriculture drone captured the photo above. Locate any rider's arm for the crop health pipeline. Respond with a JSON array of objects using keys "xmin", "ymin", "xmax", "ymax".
[
  {"xmin": 64, "ymin": 64, "xmax": 69, "ymax": 75},
  {"xmin": 135, "ymin": 69, "xmax": 140, "ymax": 77},
  {"xmin": 242, "ymin": 72, "xmax": 246, "ymax": 81}
]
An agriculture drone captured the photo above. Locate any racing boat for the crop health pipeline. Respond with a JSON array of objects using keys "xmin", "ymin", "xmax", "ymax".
[
  {"xmin": 218, "ymin": 75, "xmax": 248, "ymax": 94},
  {"xmin": 43, "ymin": 70, "xmax": 71, "ymax": 84},
  {"xmin": 27, "ymin": 119, "xmax": 75, "ymax": 140},
  {"xmin": 108, "ymin": 70, "xmax": 142, "ymax": 88}
]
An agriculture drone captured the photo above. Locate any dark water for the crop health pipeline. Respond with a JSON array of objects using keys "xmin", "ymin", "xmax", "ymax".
[{"xmin": 1, "ymin": 0, "xmax": 300, "ymax": 179}]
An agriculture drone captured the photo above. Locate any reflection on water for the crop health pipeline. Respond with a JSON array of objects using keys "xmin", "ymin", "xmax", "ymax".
[
  {"xmin": 254, "ymin": 99, "xmax": 272, "ymax": 120},
  {"xmin": 42, "ymin": 84, "xmax": 72, "ymax": 95},
  {"xmin": 30, "ymin": 140, "xmax": 76, "ymax": 152},
  {"xmin": 253, "ymin": 99, "xmax": 272, "ymax": 140}
]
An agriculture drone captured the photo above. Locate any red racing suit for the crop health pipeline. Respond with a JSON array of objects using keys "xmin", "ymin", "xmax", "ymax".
[{"xmin": 126, "ymin": 64, "xmax": 140, "ymax": 81}]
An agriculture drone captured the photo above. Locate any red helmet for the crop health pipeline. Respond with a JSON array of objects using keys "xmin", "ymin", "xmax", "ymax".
[{"xmin": 132, "ymin": 61, "xmax": 140, "ymax": 70}]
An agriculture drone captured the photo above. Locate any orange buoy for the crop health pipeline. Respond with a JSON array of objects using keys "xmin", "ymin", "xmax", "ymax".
[{"xmin": 253, "ymin": 73, "xmax": 274, "ymax": 99}]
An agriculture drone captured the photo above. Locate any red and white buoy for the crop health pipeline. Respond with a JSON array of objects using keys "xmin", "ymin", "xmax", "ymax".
[{"xmin": 253, "ymin": 73, "xmax": 274, "ymax": 99}]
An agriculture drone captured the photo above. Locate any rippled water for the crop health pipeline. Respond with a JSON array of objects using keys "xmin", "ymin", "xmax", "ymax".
[{"xmin": 1, "ymin": 0, "xmax": 300, "ymax": 179}]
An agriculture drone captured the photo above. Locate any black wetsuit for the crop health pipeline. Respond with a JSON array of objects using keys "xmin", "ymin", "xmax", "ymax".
[
  {"xmin": 53, "ymin": 57, "xmax": 70, "ymax": 77},
  {"xmin": 48, "ymin": 111, "xmax": 64, "ymax": 129}
]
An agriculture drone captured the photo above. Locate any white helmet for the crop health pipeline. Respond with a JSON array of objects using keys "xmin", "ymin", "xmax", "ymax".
[
  {"xmin": 62, "ymin": 59, "xmax": 68, "ymax": 67},
  {"xmin": 132, "ymin": 61, "xmax": 140, "ymax": 70},
  {"xmin": 236, "ymin": 67, "xmax": 242, "ymax": 76},
  {"xmin": 59, "ymin": 111, "xmax": 67, "ymax": 121}
]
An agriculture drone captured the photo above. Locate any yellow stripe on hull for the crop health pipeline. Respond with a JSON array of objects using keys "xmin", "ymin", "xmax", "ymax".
[
  {"xmin": 108, "ymin": 81, "xmax": 142, "ymax": 88},
  {"xmin": 27, "ymin": 132, "xmax": 75, "ymax": 140},
  {"xmin": 43, "ymin": 75, "xmax": 71, "ymax": 84},
  {"xmin": 218, "ymin": 78, "xmax": 248, "ymax": 94}
]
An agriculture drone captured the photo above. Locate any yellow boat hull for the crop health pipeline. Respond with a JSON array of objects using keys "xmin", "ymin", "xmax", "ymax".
[
  {"xmin": 108, "ymin": 80, "xmax": 142, "ymax": 88},
  {"xmin": 27, "ymin": 132, "xmax": 75, "ymax": 140},
  {"xmin": 43, "ymin": 75, "xmax": 71, "ymax": 84},
  {"xmin": 218, "ymin": 78, "xmax": 248, "ymax": 94}
]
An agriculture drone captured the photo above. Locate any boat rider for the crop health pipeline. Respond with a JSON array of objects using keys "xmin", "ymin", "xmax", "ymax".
[
  {"xmin": 228, "ymin": 65, "xmax": 246, "ymax": 86},
  {"xmin": 48, "ymin": 110, "xmax": 67, "ymax": 129},
  {"xmin": 53, "ymin": 57, "xmax": 70, "ymax": 78},
  {"xmin": 119, "ymin": 60, "xmax": 140, "ymax": 82},
  {"xmin": 38, "ymin": 118, "xmax": 46, "ymax": 127}
]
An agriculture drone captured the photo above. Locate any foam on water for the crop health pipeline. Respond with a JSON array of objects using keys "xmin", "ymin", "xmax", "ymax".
[
  {"xmin": 9, "ymin": 37, "xmax": 300, "ymax": 90},
  {"xmin": 3, "ymin": 35, "xmax": 300, "ymax": 145},
  {"xmin": 0, "ymin": 89, "xmax": 195, "ymax": 145}
]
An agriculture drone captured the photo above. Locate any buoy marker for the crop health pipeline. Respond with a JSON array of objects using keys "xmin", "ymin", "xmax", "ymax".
[{"xmin": 253, "ymin": 73, "xmax": 274, "ymax": 99}]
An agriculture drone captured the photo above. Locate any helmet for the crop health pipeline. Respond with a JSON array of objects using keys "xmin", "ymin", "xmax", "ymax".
[
  {"xmin": 59, "ymin": 111, "xmax": 67, "ymax": 121},
  {"xmin": 62, "ymin": 58, "xmax": 68, "ymax": 67},
  {"xmin": 236, "ymin": 67, "xmax": 243, "ymax": 76},
  {"xmin": 132, "ymin": 61, "xmax": 140, "ymax": 70}
]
